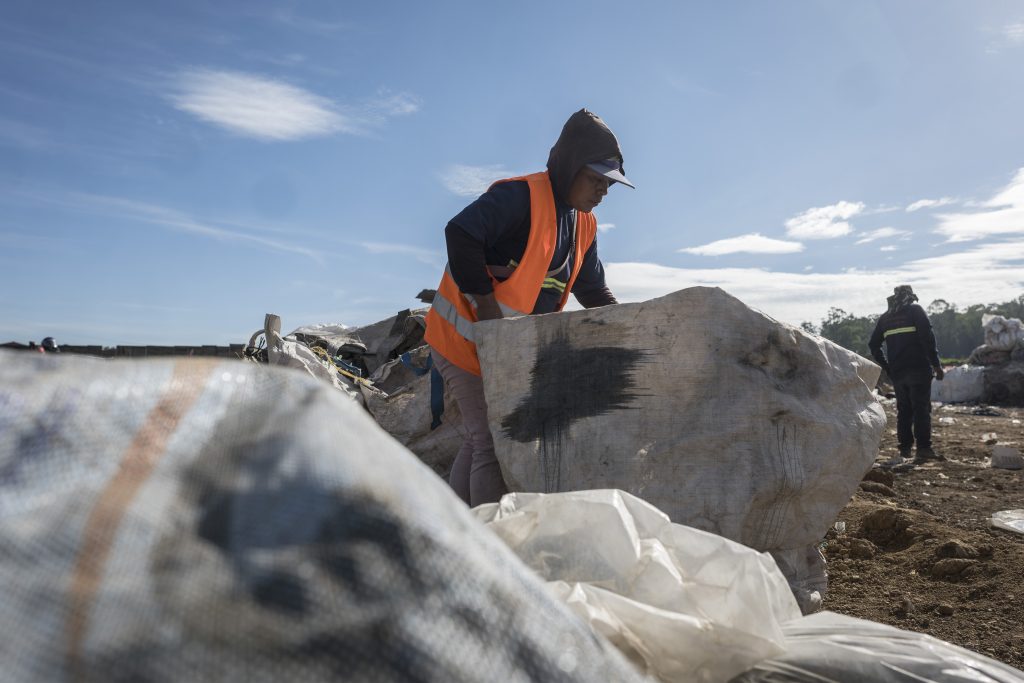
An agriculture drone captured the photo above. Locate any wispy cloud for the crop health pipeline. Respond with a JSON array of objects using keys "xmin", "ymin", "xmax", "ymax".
[
  {"xmin": 906, "ymin": 197, "xmax": 956, "ymax": 212},
  {"xmin": 360, "ymin": 241, "xmax": 445, "ymax": 269},
  {"xmin": 167, "ymin": 68, "xmax": 417, "ymax": 141},
  {"xmin": 602, "ymin": 237, "xmax": 1024, "ymax": 327},
  {"xmin": 854, "ymin": 227, "xmax": 912, "ymax": 244},
  {"xmin": 269, "ymin": 8, "xmax": 349, "ymax": 34},
  {"xmin": 63, "ymin": 192, "xmax": 324, "ymax": 261},
  {"xmin": 439, "ymin": 164, "xmax": 521, "ymax": 197},
  {"xmin": 933, "ymin": 168, "xmax": 1024, "ymax": 242},
  {"xmin": 597, "ymin": 223, "xmax": 616, "ymax": 233},
  {"xmin": 1004, "ymin": 22, "xmax": 1024, "ymax": 43},
  {"xmin": 0, "ymin": 116, "xmax": 55, "ymax": 150},
  {"xmin": 880, "ymin": 246, "xmax": 897, "ymax": 252},
  {"xmin": 680, "ymin": 233, "xmax": 804, "ymax": 256},
  {"xmin": 784, "ymin": 201, "xmax": 864, "ymax": 239}
]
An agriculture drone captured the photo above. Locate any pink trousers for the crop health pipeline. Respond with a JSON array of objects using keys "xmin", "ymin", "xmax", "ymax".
[{"xmin": 430, "ymin": 348, "xmax": 509, "ymax": 507}]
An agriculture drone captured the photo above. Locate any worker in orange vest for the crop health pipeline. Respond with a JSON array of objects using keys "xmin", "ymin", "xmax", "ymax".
[{"xmin": 425, "ymin": 109, "xmax": 634, "ymax": 506}]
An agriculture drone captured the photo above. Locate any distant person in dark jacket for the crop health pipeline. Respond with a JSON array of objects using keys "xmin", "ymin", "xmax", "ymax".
[
  {"xmin": 424, "ymin": 108, "xmax": 634, "ymax": 506},
  {"xmin": 869, "ymin": 285, "xmax": 944, "ymax": 466}
]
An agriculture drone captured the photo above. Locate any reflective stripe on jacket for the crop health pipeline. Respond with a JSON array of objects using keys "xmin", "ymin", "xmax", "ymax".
[{"xmin": 424, "ymin": 171, "xmax": 597, "ymax": 375}]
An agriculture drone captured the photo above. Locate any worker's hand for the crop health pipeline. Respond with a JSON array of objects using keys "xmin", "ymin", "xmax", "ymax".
[
  {"xmin": 474, "ymin": 292, "xmax": 504, "ymax": 321},
  {"xmin": 934, "ymin": 366, "xmax": 945, "ymax": 381}
]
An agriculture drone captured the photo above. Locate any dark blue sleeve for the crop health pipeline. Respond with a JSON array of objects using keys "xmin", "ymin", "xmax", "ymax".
[
  {"xmin": 448, "ymin": 181, "xmax": 530, "ymax": 247},
  {"xmin": 446, "ymin": 181, "xmax": 530, "ymax": 295},
  {"xmin": 911, "ymin": 305, "xmax": 941, "ymax": 368},
  {"xmin": 571, "ymin": 238, "xmax": 617, "ymax": 307}
]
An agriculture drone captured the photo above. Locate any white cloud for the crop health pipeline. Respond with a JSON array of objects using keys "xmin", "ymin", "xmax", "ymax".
[
  {"xmin": 906, "ymin": 197, "xmax": 956, "ymax": 212},
  {"xmin": 599, "ymin": 238, "xmax": 1024, "ymax": 327},
  {"xmin": 168, "ymin": 69, "xmax": 418, "ymax": 141},
  {"xmin": 784, "ymin": 201, "xmax": 864, "ymax": 239},
  {"xmin": 933, "ymin": 168, "xmax": 1024, "ymax": 242},
  {"xmin": 439, "ymin": 164, "xmax": 521, "ymax": 197},
  {"xmin": 854, "ymin": 227, "xmax": 912, "ymax": 244},
  {"xmin": 360, "ymin": 241, "xmax": 445, "ymax": 269},
  {"xmin": 880, "ymin": 246, "xmax": 897, "ymax": 252},
  {"xmin": 598, "ymin": 223, "xmax": 615, "ymax": 233},
  {"xmin": 1005, "ymin": 22, "xmax": 1024, "ymax": 43},
  {"xmin": 170, "ymin": 69, "xmax": 351, "ymax": 140},
  {"xmin": 679, "ymin": 232, "xmax": 804, "ymax": 256}
]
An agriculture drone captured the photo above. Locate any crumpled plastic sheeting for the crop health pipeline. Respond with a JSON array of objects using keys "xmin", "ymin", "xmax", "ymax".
[
  {"xmin": 0, "ymin": 351, "xmax": 646, "ymax": 683},
  {"xmin": 474, "ymin": 490, "xmax": 802, "ymax": 683},
  {"xmin": 991, "ymin": 509, "xmax": 1024, "ymax": 534},
  {"xmin": 730, "ymin": 611, "xmax": 1024, "ymax": 682}
]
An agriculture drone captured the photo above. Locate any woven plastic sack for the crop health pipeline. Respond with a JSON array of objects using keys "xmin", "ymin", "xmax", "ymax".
[
  {"xmin": 474, "ymin": 490, "xmax": 802, "ymax": 682},
  {"xmin": 930, "ymin": 364, "xmax": 985, "ymax": 403},
  {"xmin": 0, "ymin": 351, "xmax": 646, "ymax": 683},
  {"xmin": 474, "ymin": 287, "xmax": 886, "ymax": 612}
]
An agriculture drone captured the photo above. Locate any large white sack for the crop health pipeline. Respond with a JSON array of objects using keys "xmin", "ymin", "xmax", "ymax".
[
  {"xmin": 475, "ymin": 287, "xmax": 885, "ymax": 609},
  {"xmin": 730, "ymin": 611, "xmax": 1024, "ymax": 682},
  {"xmin": 983, "ymin": 314, "xmax": 1024, "ymax": 352},
  {"xmin": 0, "ymin": 351, "xmax": 646, "ymax": 683},
  {"xmin": 931, "ymin": 364, "xmax": 985, "ymax": 403},
  {"xmin": 474, "ymin": 490, "xmax": 801, "ymax": 683}
]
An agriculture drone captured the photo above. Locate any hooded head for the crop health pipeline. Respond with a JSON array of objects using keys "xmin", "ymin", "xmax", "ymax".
[
  {"xmin": 888, "ymin": 285, "xmax": 918, "ymax": 313},
  {"xmin": 546, "ymin": 109, "xmax": 631, "ymax": 208}
]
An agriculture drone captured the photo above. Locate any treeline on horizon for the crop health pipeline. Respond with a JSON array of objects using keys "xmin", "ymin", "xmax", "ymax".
[{"xmin": 800, "ymin": 293, "xmax": 1024, "ymax": 362}]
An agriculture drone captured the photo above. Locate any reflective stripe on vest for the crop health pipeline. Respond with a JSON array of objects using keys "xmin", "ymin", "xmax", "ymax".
[
  {"xmin": 423, "ymin": 171, "xmax": 598, "ymax": 375},
  {"xmin": 883, "ymin": 326, "xmax": 917, "ymax": 338},
  {"xmin": 431, "ymin": 290, "xmax": 477, "ymax": 342}
]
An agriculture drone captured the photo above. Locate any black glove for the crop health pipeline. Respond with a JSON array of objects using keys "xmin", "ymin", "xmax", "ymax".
[{"xmin": 934, "ymin": 366, "xmax": 944, "ymax": 380}]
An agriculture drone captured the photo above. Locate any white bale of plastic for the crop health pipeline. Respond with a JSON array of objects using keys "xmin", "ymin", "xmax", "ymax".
[
  {"xmin": 474, "ymin": 489, "xmax": 801, "ymax": 683},
  {"xmin": 0, "ymin": 351, "xmax": 645, "ymax": 683},
  {"xmin": 930, "ymin": 364, "xmax": 985, "ymax": 403},
  {"xmin": 983, "ymin": 314, "xmax": 1024, "ymax": 352},
  {"xmin": 731, "ymin": 610, "xmax": 1024, "ymax": 682},
  {"xmin": 475, "ymin": 287, "xmax": 886, "ymax": 612}
]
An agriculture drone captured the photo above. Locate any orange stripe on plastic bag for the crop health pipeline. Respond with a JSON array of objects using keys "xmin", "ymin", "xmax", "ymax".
[{"xmin": 66, "ymin": 359, "xmax": 215, "ymax": 678}]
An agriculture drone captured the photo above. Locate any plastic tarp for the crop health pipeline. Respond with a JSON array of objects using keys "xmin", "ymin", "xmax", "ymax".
[
  {"xmin": 931, "ymin": 364, "xmax": 985, "ymax": 403},
  {"xmin": 991, "ymin": 510, "xmax": 1024, "ymax": 534},
  {"xmin": 474, "ymin": 489, "xmax": 801, "ymax": 683},
  {"xmin": 730, "ymin": 611, "xmax": 1024, "ymax": 682},
  {"xmin": 0, "ymin": 351, "xmax": 645, "ymax": 682},
  {"xmin": 474, "ymin": 287, "xmax": 886, "ymax": 612}
]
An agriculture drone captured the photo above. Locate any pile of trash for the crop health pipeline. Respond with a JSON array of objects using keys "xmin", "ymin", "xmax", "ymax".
[
  {"xmin": 243, "ymin": 308, "xmax": 463, "ymax": 475},
  {"xmin": 969, "ymin": 314, "xmax": 1024, "ymax": 365},
  {"xmin": 930, "ymin": 314, "xmax": 1024, "ymax": 406},
  {"xmin": 3, "ymin": 349, "xmax": 1022, "ymax": 682}
]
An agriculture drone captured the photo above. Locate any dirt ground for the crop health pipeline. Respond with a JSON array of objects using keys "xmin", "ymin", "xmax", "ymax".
[{"xmin": 822, "ymin": 397, "xmax": 1024, "ymax": 670}]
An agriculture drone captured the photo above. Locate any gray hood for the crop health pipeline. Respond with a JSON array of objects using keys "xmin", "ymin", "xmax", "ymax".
[{"xmin": 546, "ymin": 109, "xmax": 626, "ymax": 204}]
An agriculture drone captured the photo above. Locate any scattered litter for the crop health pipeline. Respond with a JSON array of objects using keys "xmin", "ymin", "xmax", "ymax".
[
  {"xmin": 991, "ymin": 510, "xmax": 1024, "ymax": 535},
  {"xmin": 972, "ymin": 406, "xmax": 1005, "ymax": 417},
  {"xmin": 991, "ymin": 445, "xmax": 1024, "ymax": 470},
  {"xmin": 833, "ymin": 521, "xmax": 847, "ymax": 533},
  {"xmin": 938, "ymin": 416, "xmax": 956, "ymax": 425},
  {"xmin": 981, "ymin": 432, "xmax": 999, "ymax": 444}
]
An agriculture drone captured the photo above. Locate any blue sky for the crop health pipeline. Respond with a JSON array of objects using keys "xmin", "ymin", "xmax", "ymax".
[{"xmin": 2, "ymin": 1, "xmax": 1023, "ymax": 345}]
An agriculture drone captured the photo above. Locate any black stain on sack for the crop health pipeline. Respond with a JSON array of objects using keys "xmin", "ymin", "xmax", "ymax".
[{"xmin": 500, "ymin": 328, "xmax": 648, "ymax": 443}]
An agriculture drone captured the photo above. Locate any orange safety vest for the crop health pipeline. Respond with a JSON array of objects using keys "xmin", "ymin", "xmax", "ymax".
[{"xmin": 424, "ymin": 171, "xmax": 598, "ymax": 375}]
